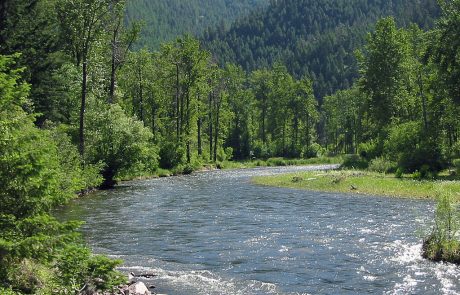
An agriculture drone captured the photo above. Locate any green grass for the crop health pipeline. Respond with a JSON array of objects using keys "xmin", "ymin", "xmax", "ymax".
[
  {"xmin": 220, "ymin": 156, "xmax": 343, "ymax": 170},
  {"xmin": 252, "ymin": 170, "xmax": 460, "ymax": 199}
]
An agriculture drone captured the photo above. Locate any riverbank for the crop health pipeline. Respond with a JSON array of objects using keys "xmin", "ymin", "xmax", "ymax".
[
  {"xmin": 252, "ymin": 170, "xmax": 460, "ymax": 199},
  {"xmin": 117, "ymin": 156, "xmax": 343, "ymax": 181}
]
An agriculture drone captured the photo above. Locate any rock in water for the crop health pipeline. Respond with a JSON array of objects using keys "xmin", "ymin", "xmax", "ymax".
[{"xmin": 128, "ymin": 282, "xmax": 151, "ymax": 295}]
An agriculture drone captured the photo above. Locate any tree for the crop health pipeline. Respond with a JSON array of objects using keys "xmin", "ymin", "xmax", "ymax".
[
  {"xmin": 431, "ymin": 0, "xmax": 460, "ymax": 105},
  {"xmin": 107, "ymin": 0, "xmax": 141, "ymax": 103},
  {"xmin": 56, "ymin": 0, "xmax": 111, "ymax": 156},
  {"xmin": 85, "ymin": 101, "xmax": 159, "ymax": 188},
  {"xmin": 357, "ymin": 17, "xmax": 410, "ymax": 153},
  {"xmin": 0, "ymin": 54, "xmax": 82, "ymax": 290}
]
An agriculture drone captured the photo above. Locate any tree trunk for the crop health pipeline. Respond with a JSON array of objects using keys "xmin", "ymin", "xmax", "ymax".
[
  {"xmin": 213, "ymin": 93, "xmax": 221, "ymax": 162},
  {"xmin": 175, "ymin": 64, "xmax": 180, "ymax": 141},
  {"xmin": 138, "ymin": 66, "xmax": 144, "ymax": 122},
  {"xmin": 197, "ymin": 117, "xmax": 202, "ymax": 156},
  {"xmin": 186, "ymin": 89, "xmax": 191, "ymax": 164},
  {"xmin": 79, "ymin": 60, "xmax": 87, "ymax": 157},
  {"xmin": 209, "ymin": 92, "xmax": 213, "ymax": 159},
  {"xmin": 262, "ymin": 96, "xmax": 266, "ymax": 144},
  {"xmin": 151, "ymin": 101, "xmax": 156, "ymax": 140}
]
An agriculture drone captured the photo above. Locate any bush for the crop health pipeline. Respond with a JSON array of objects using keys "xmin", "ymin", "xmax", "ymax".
[
  {"xmin": 453, "ymin": 159, "xmax": 460, "ymax": 175},
  {"xmin": 8, "ymin": 259, "xmax": 55, "ymax": 294},
  {"xmin": 384, "ymin": 122, "xmax": 444, "ymax": 173},
  {"xmin": 302, "ymin": 143, "xmax": 324, "ymax": 159},
  {"xmin": 252, "ymin": 140, "xmax": 271, "ymax": 159},
  {"xmin": 423, "ymin": 192, "xmax": 460, "ymax": 263},
  {"xmin": 368, "ymin": 157, "xmax": 397, "ymax": 173},
  {"xmin": 55, "ymin": 245, "xmax": 124, "ymax": 293},
  {"xmin": 267, "ymin": 157, "xmax": 287, "ymax": 166},
  {"xmin": 86, "ymin": 102, "xmax": 159, "ymax": 188},
  {"xmin": 341, "ymin": 154, "xmax": 368, "ymax": 169},
  {"xmin": 358, "ymin": 140, "xmax": 380, "ymax": 160},
  {"xmin": 395, "ymin": 167, "xmax": 403, "ymax": 178},
  {"xmin": 159, "ymin": 142, "xmax": 185, "ymax": 169}
]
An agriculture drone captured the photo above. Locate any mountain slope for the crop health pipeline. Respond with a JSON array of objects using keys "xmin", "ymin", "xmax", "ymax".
[
  {"xmin": 126, "ymin": 0, "xmax": 268, "ymax": 49},
  {"xmin": 203, "ymin": 0, "xmax": 440, "ymax": 98}
]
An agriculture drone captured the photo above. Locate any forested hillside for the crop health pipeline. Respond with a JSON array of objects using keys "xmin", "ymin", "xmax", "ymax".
[
  {"xmin": 126, "ymin": 0, "xmax": 267, "ymax": 49},
  {"xmin": 1, "ymin": 0, "xmax": 460, "ymax": 292},
  {"xmin": 203, "ymin": 0, "xmax": 440, "ymax": 97}
]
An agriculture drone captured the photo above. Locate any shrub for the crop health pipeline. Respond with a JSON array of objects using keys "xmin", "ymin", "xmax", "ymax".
[
  {"xmin": 368, "ymin": 157, "xmax": 397, "ymax": 173},
  {"xmin": 302, "ymin": 143, "xmax": 324, "ymax": 159},
  {"xmin": 86, "ymin": 102, "xmax": 159, "ymax": 188},
  {"xmin": 267, "ymin": 157, "xmax": 287, "ymax": 166},
  {"xmin": 358, "ymin": 141, "xmax": 380, "ymax": 160},
  {"xmin": 8, "ymin": 259, "xmax": 55, "ymax": 294},
  {"xmin": 423, "ymin": 192, "xmax": 460, "ymax": 263},
  {"xmin": 453, "ymin": 159, "xmax": 460, "ymax": 175},
  {"xmin": 252, "ymin": 140, "xmax": 271, "ymax": 159},
  {"xmin": 395, "ymin": 167, "xmax": 403, "ymax": 178},
  {"xmin": 55, "ymin": 245, "xmax": 124, "ymax": 293},
  {"xmin": 341, "ymin": 154, "xmax": 368, "ymax": 169},
  {"xmin": 159, "ymin": 142, "xmax": 185, "ymax": 169},
  {"xmin": 384, "ymin": 122, "xmax": 444, "ymax": 173}
]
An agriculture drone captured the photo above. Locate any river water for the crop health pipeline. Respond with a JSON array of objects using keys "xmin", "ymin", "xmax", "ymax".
[{"xmin": 58, "ymin": 165, "xmax": 460, "ymax": 294}]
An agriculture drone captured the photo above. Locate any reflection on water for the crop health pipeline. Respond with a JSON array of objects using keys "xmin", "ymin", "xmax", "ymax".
[{"xmin": 56, "ymin": 165, "xmax": 460, "ymax": 294}]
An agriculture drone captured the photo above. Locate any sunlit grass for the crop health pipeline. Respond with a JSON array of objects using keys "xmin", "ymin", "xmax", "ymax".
[{"xmin": 252, "ymin": 170, "xmax": 460, "ymax": 199}]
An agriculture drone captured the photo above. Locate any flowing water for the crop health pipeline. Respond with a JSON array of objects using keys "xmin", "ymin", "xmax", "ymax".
[{"xmin": 57, "ymin": 165, "xmax": 460, "ymax": 294}]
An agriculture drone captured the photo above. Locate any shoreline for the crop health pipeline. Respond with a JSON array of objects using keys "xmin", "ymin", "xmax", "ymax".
[{"xmin": 251, "ymin": 170, "xmax": 460, "ymax": 200}]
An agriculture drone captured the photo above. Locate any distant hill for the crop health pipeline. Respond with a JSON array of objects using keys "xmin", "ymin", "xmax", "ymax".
[
  {"xmin": 126, "ymin": 0, "xmax": 268, "ymax": 49},
  {"xmin": 202, "ymin": 0, "xmax": 441, "ymax": 98}
]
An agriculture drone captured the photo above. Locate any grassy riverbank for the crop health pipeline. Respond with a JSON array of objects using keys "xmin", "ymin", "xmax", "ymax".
[
  {"xmin": 252, "ymin": 170, "xmax": 460, "ymax": 199},
  {"xmin": 118, "ymin": 156, "xmax": 343, "ymax": 180}
]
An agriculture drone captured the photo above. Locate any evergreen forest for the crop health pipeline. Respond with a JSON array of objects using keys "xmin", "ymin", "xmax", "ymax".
[
  {"xmin": 1, "ymin": 0, "xmax": 460, "ymax": 293},
  {"xmin": 126, "ymin": 0, "xmax": 268, "ymax": 49}
]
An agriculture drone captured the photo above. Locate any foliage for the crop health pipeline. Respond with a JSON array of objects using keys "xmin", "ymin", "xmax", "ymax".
[
  {"xmin": 384, "ymin": 122, "xmax": 444, "ymax": 173},
  {"xmin": 341, "ymin": 154, "xmax": 369, "ymax": 170},
  {"xmin": 85, "ymin": 101, "xmax": 159, "ymax": 188},
  {"xmin": 454, "ymin": 159, "xmax": 460, "ymax": 175},
  {"xmin": 0, "ymin": 54, "xmax": 123, "ymax": 293},
  {"xmin": 159, "ymin": 142, "xmax": 186, "ymax": 169},
  {"xmin": 127, "ymin": 0, "xmax": 268, "ymax": 49},
  {"xmin": 368, "ymin": 157, "xmax": 397, "ymax": 173},
  {"xmin": 423, "ymin": 192, "xmax": 460, "ymax": 263},
  {"xmin": 204, "ymin": 0, "xmax": 439, "ymax": 98},
  {"xmin": 55, "ymin": 245, "xmax": 124, "ymax": 292}
]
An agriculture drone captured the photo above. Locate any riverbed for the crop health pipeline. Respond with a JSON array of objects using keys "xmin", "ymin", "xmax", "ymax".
[{"xmin": 57, "ymin": 165, "xmax": 460, "ymax": 294}]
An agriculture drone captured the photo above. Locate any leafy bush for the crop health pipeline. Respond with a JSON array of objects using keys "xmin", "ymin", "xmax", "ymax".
[
  {"xmin": 412, "ymin": 164, "xmax": 438, "ymax": 180},
  {"xmin": 423, "ymin": 192, "xmax": 460, "ymax": 263},
  {"xmin": 159, "ymin": 142, "xmax": 185, "ymax": 169},
  {"xmin": 8, "ymin": 259, "xmax": 55, "ymax": 294},
  {"xmin": 49, "ymin": 124, "xmax": 103, "ymax": 191},
  {"xmin": 267, "ymin": 157, "xmax": 287, "ymax": 166},
  {"xmin": 384, "ymin": 122, "xmax": 444, "ymax": 173},
  {"xmin": 368, "ymin": 157, "xmax": 397, "ymax": 173},
  {"xmin": 302, "ymin": 143, "xmax": 324, "ymax": 159},
  {"xmin": 55, "ymin": 245, "xmax": 125, "ymax": 293},
  {"xmin": 358, "ymin": 140, "xmax": 380, "ymax": 160},
  {"xmin": 252, "ymin": 140, "xmax": 271, "ymax": 159},
  {"xmin": 453, "ymin": 159, "xmax": 460, "ymax": 175},
  {"xmin": 85, "ymin": 102, "xmax": 159, "ymax": 188},
  {"xmin": 395, "ymin": 167, "xmax": 403, "ymax": 178},
  {"xmin": 341, "ymin": 154, "xmax": 368, "ymax": 169}
]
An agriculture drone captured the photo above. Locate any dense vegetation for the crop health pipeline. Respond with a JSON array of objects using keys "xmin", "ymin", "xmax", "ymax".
[
  {"xmin": 126, "ymin": 0, "xmax": 267, "ymax": 49},
  {"xmin": 203, "ymin": 0, "xmax": 440, "ymax": 98},
  {"xmin": 1, "ymin": 0, "xmax": 460, "ymax": 292}
]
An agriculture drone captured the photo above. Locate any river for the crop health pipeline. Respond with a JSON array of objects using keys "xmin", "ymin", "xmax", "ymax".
[{"xmin": 57, "ymin": 165, "xmax": 460, "ymax": 294}]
